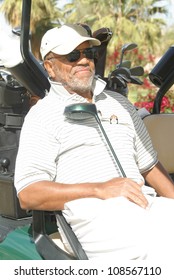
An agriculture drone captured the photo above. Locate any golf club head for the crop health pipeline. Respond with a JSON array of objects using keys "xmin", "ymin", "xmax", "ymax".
[
  {"xmin": 93, "ymin": 27, "xmax": 112, "ymax": 78},
  {"xmin": 109, "ymin": 67, "xmax": 131, "ymax": 79},
  {"xmin": 129, "ymin": 66, "xmax": 144, "ymax": 76},
  {"xmin": 64, "ymin": 103, "xmax": 98, "ymax": 121},
  {"xmin": 12, "ymin": 27, "xmax": 21, "ymax": 37},
  {"xmin": 117, "ymin": 74, "xmax": 131, "ymax": 83},
  {"xmin": 119, "ymin": 43, "xmax": 138, "ymax": 68},
  {"xmin": 129, "ymin": 76, "xmax": 143, "ymax": 85},
  {"xmin": 122, "ymin": 43, "xmax": 138, "ymax": 53},
  {"xmin": 116, "ymin": 60, "xmax": 131, "ymax": 69},
  {"xmin": 93, "ymin": 27, "xmax": 113, "ymax": 44}
]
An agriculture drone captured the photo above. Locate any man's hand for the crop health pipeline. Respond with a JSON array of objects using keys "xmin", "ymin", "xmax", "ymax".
[{"xmin": 98, "ymin": 178, "xmax": 148, "ymax": 209}]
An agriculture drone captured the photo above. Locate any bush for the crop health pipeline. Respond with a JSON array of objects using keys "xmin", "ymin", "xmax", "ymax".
[{"xmin": 130, "ymin": 78, "xmax": 174, "ymax": 113}]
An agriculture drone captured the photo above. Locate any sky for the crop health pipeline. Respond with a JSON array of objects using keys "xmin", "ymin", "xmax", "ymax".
[{"xmin": 161, "ymin": 0, "xmax": 174, "ymax": 25}]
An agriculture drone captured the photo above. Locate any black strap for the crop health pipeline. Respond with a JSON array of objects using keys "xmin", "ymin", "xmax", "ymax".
[
  {"xmin": 32, "ymin": 210, "xmax": 88, "ymax": 260},
  {"xmin": 0, "ymin": 112, "xmax": 24, "ymax": 128},
  {"xmin": 55, "ymin": 211, "xmax": 88, "ymax": 260}
]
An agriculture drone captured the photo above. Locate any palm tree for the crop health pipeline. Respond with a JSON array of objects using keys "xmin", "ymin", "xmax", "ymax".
[
  {"xmin": 61, "ymin": 0, "xmax": 169, "ymax": 70},
  {"xmin": 1, "ymin": 0, "xmax": 171, "ymax": 64},
  {"xmin": 0, "ymin": 0, "xmax": 62, "ymax": 58}
]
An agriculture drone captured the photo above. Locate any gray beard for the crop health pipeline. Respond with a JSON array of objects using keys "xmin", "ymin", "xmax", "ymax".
[
  {"xmin": 67, "ymin": 75, "xmax": 94, "ymax": 94},
  {"xmin": 53, "ymin": 65, "xmax": 95, "ymax": 94}
]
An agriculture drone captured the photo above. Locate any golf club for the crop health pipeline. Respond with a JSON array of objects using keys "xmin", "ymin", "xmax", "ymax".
[
  {"xmin": 109, "ymin": 67, "xmax": 131, "ymax": 78},
  {"xmin": 108, "ymin": 67, "xmax": 132, "ymax": 84},
  {"xmin": 118, "ymin": 43, "xmax": 137, "ymax": 68},
  {"xmin": 129, "ymin": 76, "xmax": 143, "ymax": 85},
  {"xmin": 108, "ymin": 65, "xmax": 143, "ymax": 86},
  {"xmin": 116, "ymin": 60, "xmax": 131, "ymax": 69},
  {"xmin": 64, "ymin": 103, "xmax": 126, "ymax": 177},
  {"xmin": 107, "ymin": 75, "xmax": 127, "ymax": 89},
  {"xmin": 93, "ymin": 27, "xmax": 113, "ymax": 77},
  {"xmin": 129, "ymin": 66, "xmax": 144, "ymax": 76}
]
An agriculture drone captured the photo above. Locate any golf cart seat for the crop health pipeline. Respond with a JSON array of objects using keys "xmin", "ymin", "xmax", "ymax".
[{"xmin": 143, "ymin": 113, "xmax": 174, "ymax": 179}]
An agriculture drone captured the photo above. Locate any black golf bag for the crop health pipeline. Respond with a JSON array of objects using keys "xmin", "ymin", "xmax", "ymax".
[{"xmin": 0, "ymin": 72, "xmax": 30, "ymax": 218}]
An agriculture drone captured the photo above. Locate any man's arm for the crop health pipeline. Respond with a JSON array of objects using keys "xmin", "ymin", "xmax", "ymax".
[
  {"xmin": 18, "ymin": 177, "xmax": 148, "ymax": 211},
  {"xmin": 142, "ymin": 161, "xmax": 174, "ymax": 198}
]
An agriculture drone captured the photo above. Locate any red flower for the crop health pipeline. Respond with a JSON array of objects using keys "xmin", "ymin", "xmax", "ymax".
[
  {"xmin": 161, "ymin": 96, "xmax": 170, "ymax": 109},
  {"xmin": 144, "ymin": 101, "xmax": 154, "ymax": 112},
  {"xmin": 148, "ymin": 54, "xmax": 155, "ymax": 63},
  {"xmin": 143, "ymin": 78, "xmax": 152, "ymax": 89},
  {"xmin": 113, "ymin": 49, "xmax": 119, "ymax": 60},
  {"xmin": 134, "ymin": 101, "xmax": 154, "ymax": 112},
  {"xmin": 138, "ymin": 54, "xmax": 144, "ymax": 61}
]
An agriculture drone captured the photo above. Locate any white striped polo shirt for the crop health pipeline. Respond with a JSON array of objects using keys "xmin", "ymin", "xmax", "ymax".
[{"xmin": 14, "ymin": 77, "xmax": 157, "ymax": 194}]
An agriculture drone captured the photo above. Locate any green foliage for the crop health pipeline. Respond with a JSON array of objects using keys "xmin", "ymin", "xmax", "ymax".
[
  {"xmin": 60, "ymin": 0, "xmax": 171, "ymax": 75},
  {"xmin": 0, "ymin": 0, "xmax": 60, "ymax": 31},
  {"xmin": 1, "ymin": 0, "xmax": 174, "ymax": 66},
  {"xmin": 134, "ymin": 86, "xmax": 174, "ymax": 113}
]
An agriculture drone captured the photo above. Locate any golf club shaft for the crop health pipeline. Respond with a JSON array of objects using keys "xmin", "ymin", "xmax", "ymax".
[{"xmin": 95, "ymin": 115, "xmax": 127, "ymax": 177}]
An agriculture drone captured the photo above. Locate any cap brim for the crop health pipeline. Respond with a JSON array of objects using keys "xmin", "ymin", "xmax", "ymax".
[{"xmin": 51, "ymin": 37, "xmax": 100, "ymax": 55}]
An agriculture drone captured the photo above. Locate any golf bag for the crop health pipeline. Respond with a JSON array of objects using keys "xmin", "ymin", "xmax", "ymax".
[{"xmin": 0, "ymin": 72, "xmax": 30, "ymax": 218}]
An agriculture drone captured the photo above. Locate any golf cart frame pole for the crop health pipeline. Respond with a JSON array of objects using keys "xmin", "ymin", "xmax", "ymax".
[
  {"xmin": 153, "ymin": 72, "xmax": 174, "ymax": 114},
  {"xmin": 20, "ymin": 0, "xmax": 50, "ymax": 98}
]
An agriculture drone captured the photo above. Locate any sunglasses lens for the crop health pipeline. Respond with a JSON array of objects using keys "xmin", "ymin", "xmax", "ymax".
[
  {"xmin": 67, "ymin": 48, "xmax": 98, "ymax": 62},
  {"xmin": 84, "ymin": 48, "xmax": 97, "ymax": 59},
  {"xmin": 67, "ymin": 50, "xmax": 80, "ymax": 62}
]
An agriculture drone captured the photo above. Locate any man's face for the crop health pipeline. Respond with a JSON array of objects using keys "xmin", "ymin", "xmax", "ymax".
[{"xmin": 44, "ymin": 41, "xmax": 95, "ymax": 96}]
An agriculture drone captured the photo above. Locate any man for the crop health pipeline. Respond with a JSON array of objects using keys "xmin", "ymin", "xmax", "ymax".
[{"xmin": 15, "ymin": 23, "xmax": 174, "ymax": 260}]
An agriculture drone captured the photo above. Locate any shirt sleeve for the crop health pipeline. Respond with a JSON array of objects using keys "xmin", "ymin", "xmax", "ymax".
[
  {"xmin": 127, "ymin": 101, "xmax": 158, "ymax": 173},
  {"xmin": 14, "ymin": 111, "xmax": 60, "ymax": 194}
]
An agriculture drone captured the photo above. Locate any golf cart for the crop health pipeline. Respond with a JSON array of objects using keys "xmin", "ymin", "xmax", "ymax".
[{"xmin": 0, "ymin": 0, "xmax": 174, "ymax": 260}]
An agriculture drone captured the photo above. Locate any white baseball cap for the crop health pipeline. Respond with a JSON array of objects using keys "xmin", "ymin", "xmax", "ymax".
[{"xmin": 40, "ymin": 23, "xmax": 101, "ymax": 59}]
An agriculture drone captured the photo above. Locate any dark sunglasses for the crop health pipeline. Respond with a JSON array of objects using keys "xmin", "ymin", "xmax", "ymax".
[
  {"xmin": 48, "ymin": 47, "xmax": 98, "ymax": 63},
  {"xmin": 67, "ymin": 47, "xmax": 98, "ymax": 62}
]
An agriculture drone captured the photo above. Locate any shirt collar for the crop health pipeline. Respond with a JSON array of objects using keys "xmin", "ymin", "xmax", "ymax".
[{"xmin": 48, "ymin": 76, "xmax": 106, "ymax": 101}]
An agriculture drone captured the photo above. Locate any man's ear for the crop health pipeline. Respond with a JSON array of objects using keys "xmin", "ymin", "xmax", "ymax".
[{"xmin": 43, "ymin": 60, "xmax": 55, "ymax": 79}]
